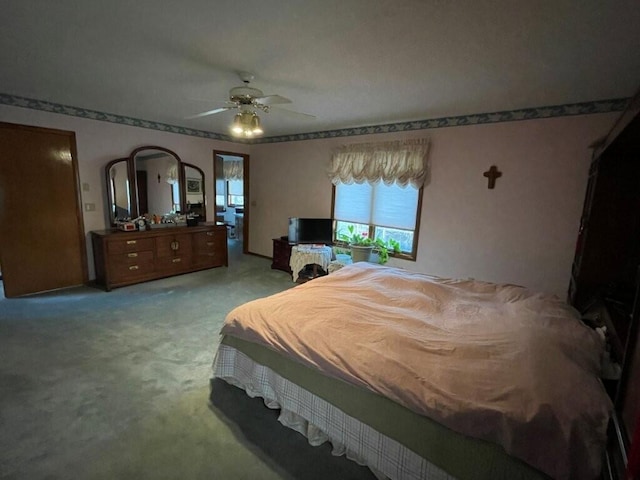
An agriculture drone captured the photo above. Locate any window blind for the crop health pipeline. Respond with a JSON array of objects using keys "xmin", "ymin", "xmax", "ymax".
[
  {"xmin": 334, "ymin": 182, "xmax": 372, "ymax": 224},
  {"xmin": 228, "ymin": 180, "xmax": 243, "ymax": 196},
  {"xmin": 335, "ymin": 182, "xmax": 418, "ymax": 230},
  {"xmin": 372, "ymin": 183, "xmax": 418, "ymax": 230}
]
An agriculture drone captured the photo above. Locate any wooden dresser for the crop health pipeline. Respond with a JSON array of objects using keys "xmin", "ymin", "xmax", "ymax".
[{"xmin": 91, "ymin": 223, "xmax": 227, "ymax": 291}]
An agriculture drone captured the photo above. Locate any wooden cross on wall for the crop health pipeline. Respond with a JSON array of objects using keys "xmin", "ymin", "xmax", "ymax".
[{"xmin": 483, "ymin": 165, "xmax": 502, "ymax": 189}]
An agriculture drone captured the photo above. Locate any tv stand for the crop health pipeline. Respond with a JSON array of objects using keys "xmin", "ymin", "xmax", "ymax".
[{"xmin": 271, "ymin": 237, "xmax": 293, "ymax": 274}]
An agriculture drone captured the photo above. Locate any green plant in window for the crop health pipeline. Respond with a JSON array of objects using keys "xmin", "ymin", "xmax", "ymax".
[{"xmin": 337, "ymin": 225, "xmax": 400, "ymax": 264}]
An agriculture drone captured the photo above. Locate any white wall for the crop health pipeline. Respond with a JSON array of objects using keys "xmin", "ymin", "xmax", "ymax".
[
  {"xmin": 249, "ymin": 113, "xmax": 618, "ymax": 297},
  {"xmin": 0, "ymin": 104, "xmax": 248, "ymax": 278}
]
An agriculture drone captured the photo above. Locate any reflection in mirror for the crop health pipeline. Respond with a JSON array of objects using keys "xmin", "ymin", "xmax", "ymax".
[
  {"xmin": 108, "ymin": 158, "xmax": 132, "ymax": 222},
  {"xmin": 133, "ymin": 149, "xmax": 181, "ymax": 216},
  {"xmin": 184, "ymin": 163, "xmax": 206, "ymax": 221}
]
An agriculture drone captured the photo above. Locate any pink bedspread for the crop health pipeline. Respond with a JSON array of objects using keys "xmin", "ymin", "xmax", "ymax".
[{"xmin": 221, "ymin": 262, "xmax": 611, "ymax": 480}]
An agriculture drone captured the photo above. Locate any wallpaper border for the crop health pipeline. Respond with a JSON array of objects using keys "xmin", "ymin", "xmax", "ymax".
[
  {"xmin": 0, "ymin": 93, "xmax": 235, "ymax": 142},
  {"xmin": 0, "ymin": 93, "xmax": 629, "ymax": 144}
]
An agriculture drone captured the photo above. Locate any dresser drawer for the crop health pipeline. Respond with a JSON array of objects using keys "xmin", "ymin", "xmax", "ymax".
[
  {"xmin": 111, "ymin": 250, "xmax": 154, "ymax": 266},
  {"xmin": 108, "ymin": 237, "xmax": 155, "ymax": 255},
  {"xmin": 193, "ymin": 251, "xmax": 224, "ymax": 268},
  {"xmin": 110, "ymin": 251, "xmax": 155, "ymax": 282},
  {"xmin": 156, "ymin": 254, "xmax": 192, "ymax": 272},
  {"xmin": 193, "ymin": 230, "xmax": 225, "ymax": 253},
  {"xmin": 193, "ymin": 229, "xmax": 225, "ymax": 247}
]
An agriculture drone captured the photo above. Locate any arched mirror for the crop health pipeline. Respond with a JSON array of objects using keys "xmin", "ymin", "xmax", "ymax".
[
  {"xmin": 183, "ymin": 163, "xmax": 206, "ymax": 221},
  {"xmin": 106, "ymin": 157, "xmax": 134, "ymax": 223},
  {"xmin": 132, "ymin": 147, "xmax": 182, "ymax": 217},
  {"xmin": 105, "ymin": 146, "xmax": 186, "ymax": 225}
]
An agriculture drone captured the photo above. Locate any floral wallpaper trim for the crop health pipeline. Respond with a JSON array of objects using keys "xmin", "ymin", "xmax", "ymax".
[
  {"xmin": 1, "ymin": 93, "xmax": 629, "ymax": 144},
  {"xmin": 0, "ymin": 94, "xmax": 234, "ymax": 142}
]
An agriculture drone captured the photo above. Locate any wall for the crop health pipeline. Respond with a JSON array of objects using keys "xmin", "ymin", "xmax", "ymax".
[
  {"xmin": 249, "ymin": 113, "xmax": 618, "ymax": 297},
  {"xmin": 0, "ymin": 104, "xmax": 247, "ymax": 279},
  {"xmin": 0, "ymin": 103, "xmax": 619, "ymax": 296}
]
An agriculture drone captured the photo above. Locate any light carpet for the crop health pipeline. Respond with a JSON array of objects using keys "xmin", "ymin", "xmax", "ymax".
[{"xmin": 0, "ymin": 241, "xmax": 374, "ymax": 480}]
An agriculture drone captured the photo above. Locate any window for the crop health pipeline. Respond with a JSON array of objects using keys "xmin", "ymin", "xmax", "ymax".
[
  {"xmin": 172, "ymin": 182, "xmax": 180, "ymax": 213},
  {"xmin": 329, "ymin": 138, "xmax": 429, "ymax": 260},
  {"xmin": 333, "ymin": 181, "xmax": 422, "ymax": 259},
  {"xmin": 227, "ymin": 180, "xmax": 244, "ymax": 207}
]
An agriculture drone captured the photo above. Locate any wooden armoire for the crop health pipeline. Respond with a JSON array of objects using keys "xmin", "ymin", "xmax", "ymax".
[{"xmin": 568, "ymin": 90, "xmax": 640, "ymax": 479}]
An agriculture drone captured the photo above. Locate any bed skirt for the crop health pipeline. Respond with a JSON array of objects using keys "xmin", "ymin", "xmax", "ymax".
[{"xmin": 212, "ymin": 343, "xmax": 454, "ymax": 480}]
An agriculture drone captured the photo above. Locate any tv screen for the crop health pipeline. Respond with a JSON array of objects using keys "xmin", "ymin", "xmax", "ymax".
[{"xmin": 288, "ymin": 218, "xmax": 333, "ymax": 245}]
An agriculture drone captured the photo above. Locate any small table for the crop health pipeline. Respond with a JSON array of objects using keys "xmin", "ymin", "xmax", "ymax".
[{"xmin": 289, "ymin": 245, "xmax": 333, "ymax": 282}]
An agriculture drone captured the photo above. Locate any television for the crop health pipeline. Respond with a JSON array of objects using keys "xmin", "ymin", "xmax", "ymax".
[{"xmin": 288, "ymin": 218, "xmax": 333, "ymax": 245}]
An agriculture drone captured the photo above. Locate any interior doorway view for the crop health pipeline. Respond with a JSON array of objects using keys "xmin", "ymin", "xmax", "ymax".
[{"xmin": 213, "ymin": 151, "xmax": 249, "ymax": 255}]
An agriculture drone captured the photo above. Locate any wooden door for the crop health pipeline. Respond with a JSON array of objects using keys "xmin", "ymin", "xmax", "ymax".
[{"xmin": 0, "ymin": 122, "xmax": 87, "ymax": 297}]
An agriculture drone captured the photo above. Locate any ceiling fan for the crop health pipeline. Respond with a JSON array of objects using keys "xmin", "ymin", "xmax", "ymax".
[{"xmin": 187, "ymin": 72, "xmax": 315, "ymax": 121}]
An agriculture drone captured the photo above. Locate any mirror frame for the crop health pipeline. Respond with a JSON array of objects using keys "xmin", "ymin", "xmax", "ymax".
[{"xmin": 105, "ymin": 146, "xmax": 186, "ymax": 225}]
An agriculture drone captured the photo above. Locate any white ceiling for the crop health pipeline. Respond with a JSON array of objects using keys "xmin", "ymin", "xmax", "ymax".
[{"xmin": 2, "ymin": 0, "xmax": 639, "ymax": 138}]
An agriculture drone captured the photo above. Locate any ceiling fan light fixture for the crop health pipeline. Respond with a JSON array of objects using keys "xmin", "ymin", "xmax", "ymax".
[
  {"xmin": 231, "ymin": 113, "xmax": 244, "ymax": 135},
  {"xmin": 251, "ymin": 114, "xmax": 263, "ymax": 135},
  {"xmin": 230, "ymin": 111, "xmax": 264, "ymax": 138}
]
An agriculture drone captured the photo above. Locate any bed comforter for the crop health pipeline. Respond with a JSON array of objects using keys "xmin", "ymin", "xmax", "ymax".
[{"xmin": 221, "ymin": 262, "xmax": 612, "ymax": 480}]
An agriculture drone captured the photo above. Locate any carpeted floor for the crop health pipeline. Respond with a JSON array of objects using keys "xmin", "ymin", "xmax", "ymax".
[{"xmin": 0, "ymin": 240, "xmax": 375, "ymax": 480}]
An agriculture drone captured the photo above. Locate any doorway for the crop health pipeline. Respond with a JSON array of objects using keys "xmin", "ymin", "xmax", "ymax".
[
  {"xmin": 213, "ymin": 150, "xmax": 249, "ymax": 255},
  {"xmin": 0, "ymin": 122, "xmax": 87, "ymax": 297}
]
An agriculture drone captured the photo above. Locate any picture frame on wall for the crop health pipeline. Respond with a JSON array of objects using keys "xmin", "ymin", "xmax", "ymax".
[{"xmin": 187, "ymin": 177, "xmax": 202, "ymax": 194}]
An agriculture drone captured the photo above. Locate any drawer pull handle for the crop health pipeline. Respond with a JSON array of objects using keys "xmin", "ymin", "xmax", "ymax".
[
  {"xmin": 207, "ymin": 253, "xmax": 215, "ymax": 257},
  {"xmin": 170, "ymin": 241, "xmax": 179, "ymax": 251},
  {"xmin": 129, "ymin": 265, "xmax": 139, "ymax": 271},
  {"xmin": 172, "ymin": 258, "xmax": 181, "ymax": 263},
  {"xmin": 206, "ymin": 242, "xmax": 214, "ymax": 246},
  {"xmin": 206, "ymin": 232, "xmax": 214, "ymax": 236},
  {"xmin": 126, "ymin": 240, "xmax": 137, "ymax": 245},
  {"xmin": 127, "ymin": 253, "xmax": 138, "ymax": 258}
]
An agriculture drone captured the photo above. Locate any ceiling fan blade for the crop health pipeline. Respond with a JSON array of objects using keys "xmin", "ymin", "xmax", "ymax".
[
  {"xmin": 185, "ymin": 107, "xmax": 234, "ymax": 119},
  {"xmin": 270, "ymin": 105, "xmax": 316, "ymax": 120},
  {"xmin": 256, "ymin": 94, "xmax": 292, "ymax": 106}
]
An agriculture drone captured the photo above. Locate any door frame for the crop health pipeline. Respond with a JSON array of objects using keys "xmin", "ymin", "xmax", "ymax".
[{"xmin": 213, "ymin": 150, "xmax": 250, "ymax": 254}]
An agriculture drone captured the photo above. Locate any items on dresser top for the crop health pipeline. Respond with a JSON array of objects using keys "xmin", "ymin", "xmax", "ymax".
[{"xmin": 91, "ymin": 223, "xmax": 227, "ymax": 291}]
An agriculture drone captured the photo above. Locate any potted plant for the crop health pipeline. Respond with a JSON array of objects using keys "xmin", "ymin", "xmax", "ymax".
[{"xmin": 337, "ymin": 225, "xmax": 400, "ymax": 264}]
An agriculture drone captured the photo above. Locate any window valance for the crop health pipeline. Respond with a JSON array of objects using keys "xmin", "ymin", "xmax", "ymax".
[
  {"xmin": 223, "ymin": 160, "xmax": 243, "ymax": 180},
  {"xmin": 328, "ymin": 138, "xmax": 430, "ymax": 188}
]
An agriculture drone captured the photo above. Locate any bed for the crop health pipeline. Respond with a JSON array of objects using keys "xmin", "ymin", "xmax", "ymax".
[{"xmin": 212, "ymin": 262, "xmax": 612, "ymax": 480}]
